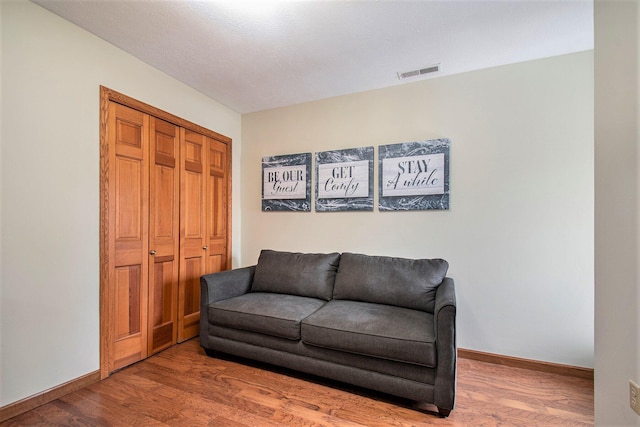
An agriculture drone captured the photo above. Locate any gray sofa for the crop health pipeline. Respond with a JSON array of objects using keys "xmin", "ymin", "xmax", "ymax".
[{"xmin": 199, "ymin": 250, "xmax": 457, "ymax": 417}]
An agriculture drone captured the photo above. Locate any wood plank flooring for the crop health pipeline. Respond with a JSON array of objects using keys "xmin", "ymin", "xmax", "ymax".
[{"xmin": 1, "ymin": 339, "xmax": 593, "ymax": 426}]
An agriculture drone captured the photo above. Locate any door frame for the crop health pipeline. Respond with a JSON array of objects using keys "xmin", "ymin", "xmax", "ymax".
[{"xmin": 99, "ymin": 86, "xmax": 232, "ymax": 379}]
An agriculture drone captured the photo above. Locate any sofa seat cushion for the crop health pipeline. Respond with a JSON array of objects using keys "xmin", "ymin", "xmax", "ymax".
[
  {"xmin": 301, "ymin": 300, "xmax": 436, "ymax": 367},
  {"xmin": 209, "ymin": 293, "xmax": 326, "ymax": 340}
]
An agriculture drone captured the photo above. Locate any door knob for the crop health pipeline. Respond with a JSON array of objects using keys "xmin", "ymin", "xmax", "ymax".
[
  {"xmin": 150, "ymin": 250, "xmax": 157, "ymax": 255},
  {"xmin": 203, "ymin": 246, "xmax": 208, "ymax": 250}
]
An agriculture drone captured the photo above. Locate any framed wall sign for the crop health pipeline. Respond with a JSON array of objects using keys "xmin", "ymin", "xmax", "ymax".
[
  {"xmin": 316, "ymin": 146, "xmax": 374, "ymax": 211},
  {"xmin": 379, "ymin": 138, "xmax": 450, "ymax": 211},
  {"xmin": 262, "ymin": 152, "xmax": 311, "ymax": 211}
]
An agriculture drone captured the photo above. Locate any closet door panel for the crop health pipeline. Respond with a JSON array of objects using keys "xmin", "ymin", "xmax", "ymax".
[
  {"xmin": 181, "ymin": 255, "xmax": 203, "ymax": 335},
  {"xmin": 109, "ymin": 103, "xmax": 149, "ymax": 371},
  {"xmin": 115, "ymin": 265, "xmax": 141, "ymax": 339},
  {"xmin": 179, "ymin": 130, "xmax": 206, "ymax": 342},
  {"xmin": 148, "ymin": 118, "xmax": 180, "ymax": 355},
  {"xmin": 207, "ymin": 138, "xmax": 229, "ymax": 272}
]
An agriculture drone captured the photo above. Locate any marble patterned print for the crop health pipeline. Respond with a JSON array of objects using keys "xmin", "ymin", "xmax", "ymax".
[
  {"xmin": 379, "ymin": 138, "xmax": 450, "ymax": 211},
  {"xmin": 262, "ymin": 152, "xmax": 311, "ymax": 212},
  {"xmin": 315, "ymin": 146, "xmax": 374, "ymax": 212}
]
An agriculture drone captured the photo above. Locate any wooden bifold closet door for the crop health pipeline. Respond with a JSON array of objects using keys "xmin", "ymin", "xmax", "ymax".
[
  {"xmin": 148, "ymin": 117, "xmax": 180, "ymax": 355},
  {"xmin": 100, "ymin": 87, "xmax": 231, "ymax": 378}
]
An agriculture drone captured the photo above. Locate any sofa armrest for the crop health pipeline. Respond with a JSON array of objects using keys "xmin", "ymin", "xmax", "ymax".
[
  {"xmin": 434, "ymin": 277, "xmax": 456, "ymax": 331},
  {"xmin": 200, "ymin": 266, "xmax": 255, "ymax": 347},
  {"xmin": 201, "ymin": 266, "xmax": 255, "ymax": 305},
  {"xmin": 433, "ymin": 277, "xmax": 457, "ymax": 413}
]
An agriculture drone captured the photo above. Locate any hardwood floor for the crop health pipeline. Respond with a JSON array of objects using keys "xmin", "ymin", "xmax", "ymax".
[{"xmin": 2, "ymin": 339, "xmax": 593, "ymax": 426}]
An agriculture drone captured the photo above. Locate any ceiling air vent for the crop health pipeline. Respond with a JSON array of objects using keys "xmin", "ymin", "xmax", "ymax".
[{"xmin": 397, "ymin": 64, "xmax": 440, "ymax": 80}]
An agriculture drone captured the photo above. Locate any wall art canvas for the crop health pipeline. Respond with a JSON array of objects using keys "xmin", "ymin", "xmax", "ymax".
[
  {"xmin": 316, "ymin": 146, "xmax": 374, "ymax": 212},
  {"xmin": 262, "ymin": 152, "xmax": 311, "ymax": 211},
  {"xmin": 379, "ymin": 138, "xmax": 450, "ymax": 211}
]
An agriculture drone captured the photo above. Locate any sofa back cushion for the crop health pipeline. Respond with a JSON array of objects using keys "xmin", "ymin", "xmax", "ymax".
[
  {"xmin": 333, "ymin": 253, "xmax": 448, "ymax": 313},
  {"xmin": 251, "ymin": 250, "xmax": 341, "ymax": 300}
]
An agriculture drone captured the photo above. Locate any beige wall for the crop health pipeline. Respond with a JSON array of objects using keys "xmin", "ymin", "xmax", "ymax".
[
  {"xmin": 243, "ymin": 52, "xmax": 594, "ymax": 368},
  {"xmin": 0, "ymin": 1, "xmax": 242, "ymax": 406},
  {"xmin": 594, "ymin": 1, "xmax": 640, "ymax": 425}
]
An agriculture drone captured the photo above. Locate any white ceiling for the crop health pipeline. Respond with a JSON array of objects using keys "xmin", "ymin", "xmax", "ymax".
[{"xmin": 32, "ymin": 0, "xmax": 594, "ymax": 114}]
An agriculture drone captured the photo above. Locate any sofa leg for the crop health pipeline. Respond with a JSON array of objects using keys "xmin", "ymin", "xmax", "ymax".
[{"xmin": 438, "ymin": 408, "xmax": 451, "ymax": 418}]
